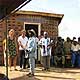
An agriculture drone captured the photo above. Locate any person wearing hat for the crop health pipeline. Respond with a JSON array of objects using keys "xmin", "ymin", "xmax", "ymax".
[
  {"xmin": 39, "ymin": 31, "xmax": 51, "ymax": 71},
  {"xmin": 27, "ymin": 29, "xmax": 36, "ymax": 76},
  {"xmin": 18, "ymin": 29, "xmax": 28, "ymax": 70}
]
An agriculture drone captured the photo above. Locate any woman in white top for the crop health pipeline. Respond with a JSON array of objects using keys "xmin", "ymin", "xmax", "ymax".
[{"xmin": 18, "ymin": 30, "xmax": 28, "ymax": 70}]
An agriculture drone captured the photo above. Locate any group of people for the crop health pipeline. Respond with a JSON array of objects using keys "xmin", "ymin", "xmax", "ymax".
[
  {"xmin": 3, "ymin": 28, "xmax": 80, "ymax": 77},
  {"xmin": 51, "ymin": 36, "xmax": 80, "ymax": 68},
  {"xmin": 3, "ymin": 29, "xmax": 53, "ymax": 77}
]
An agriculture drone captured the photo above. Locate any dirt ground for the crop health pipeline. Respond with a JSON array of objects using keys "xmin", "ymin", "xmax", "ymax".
[{"xmin": 0, "ymin": 66, "xmax": 80, "ymax": 80}]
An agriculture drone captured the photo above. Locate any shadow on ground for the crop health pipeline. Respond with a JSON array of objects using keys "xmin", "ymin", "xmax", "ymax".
[
  {"xmin": 49, "ymin": 68, "xmax": 80, "ymax": 74},
  {"xmin": 11, "ymin": 74, "xmax": 40, "ymax": 80},
  {"xmin": 35, "ymin": 74, "xmax": 75, "ymax": 80}
]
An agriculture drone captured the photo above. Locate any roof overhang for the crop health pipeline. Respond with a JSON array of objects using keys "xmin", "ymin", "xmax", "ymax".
[
  {"xmin": 0, "ymin": 0, "xmax": 32, "ymax": 20},
  {"xmin": 16, "ymin": 10, "xmax": 64, "ymax": 25}
]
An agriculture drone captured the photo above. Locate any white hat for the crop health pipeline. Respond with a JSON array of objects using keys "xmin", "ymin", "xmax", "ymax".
[{"xmin": 28, "ymin": 29, "xmax": 36, "ymax": 35}]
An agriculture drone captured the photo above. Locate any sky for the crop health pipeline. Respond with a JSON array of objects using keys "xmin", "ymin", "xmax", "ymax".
[{"xmin": 21, "ymin": 0, "xmax": 80, "ymax": 40}]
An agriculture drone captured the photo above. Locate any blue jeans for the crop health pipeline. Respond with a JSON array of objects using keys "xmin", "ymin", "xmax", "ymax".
[
  {"xmin": 71, "ymin": 51, "xmax": 77, "ymax": 66},
  {"xmin": 50, "ymin": 56, "xmax": 54, "ymax": 66},
  {"xmin": 77, "ymin": 53, "xmax": 80, "ymax": 67}
]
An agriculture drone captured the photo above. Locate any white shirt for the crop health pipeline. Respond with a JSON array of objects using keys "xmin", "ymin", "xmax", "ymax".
[
  {"xmin": 71, "ymin": 44, "xmax": 79, "ymax": 51},
  {"xmin": 18, "ymin": 36, "xmax": 28, "ymax": 50},
  {"xmin": 39, "ymin": 37, "xmax": 51, "ymax": 56},
  {"xmin": 27, "ymin": 37, "xmax": 36, "ymax": 58}
]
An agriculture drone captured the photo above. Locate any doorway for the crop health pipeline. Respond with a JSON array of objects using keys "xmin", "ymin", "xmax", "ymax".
[
  {"xmin": 24, "ymin": 23, "xmax": 41, "ymax": 63},
  {"xmin": 24, "ymin": 23, "xmax": 41, "ymax": 38}
]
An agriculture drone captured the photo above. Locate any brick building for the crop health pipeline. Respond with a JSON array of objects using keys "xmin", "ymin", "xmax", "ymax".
[{"xmin": 0, "ymin": 10, "xmax": 64, "ymax": 65}]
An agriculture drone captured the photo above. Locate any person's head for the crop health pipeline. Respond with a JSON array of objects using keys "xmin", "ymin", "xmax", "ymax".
[
  {"xmin": 9, "ymin": 29, "xmax": 15, "ymax": 36},
  {"xmin": 78, "ymin": 37, "xmax": 80, "ymax": 42},
  {"xmin": 73, "ymin": 41, "xmax": 77, "ymax": 46},
  {"xmin": 28, "ymin": 29, "xmax": 36, "ymax": 37},
  {"xmin": 43, "ymin": 32, "xmax": 48, "ymax": 38},
  {"xmin": 73, "ymin": 37, "xmax": 76, "ymax": 41},
  {"xmin": 57, "ymin": 37, "xmax": 62, "ymax": 42},
  {"xmin": 66, "ymin": 37, "xmax": 71, "ymax": 42},
  {"xmin": 21, "ymin": 29, "xmax": 26, "ymax": 37}
]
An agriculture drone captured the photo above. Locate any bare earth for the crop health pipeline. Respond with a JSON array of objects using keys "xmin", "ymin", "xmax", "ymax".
[{"xmin": 0, "ymin": 66, "xmax": 80, "ymax": 80}]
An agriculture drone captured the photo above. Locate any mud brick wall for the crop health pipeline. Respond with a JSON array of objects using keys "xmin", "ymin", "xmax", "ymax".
[
  {"xmin": 0, "ymin": 13, "xmax": 60, "ymax": 65},
  {"xmin": 15, "ymin": 14, "xmax": 59, "ymax": 37}
]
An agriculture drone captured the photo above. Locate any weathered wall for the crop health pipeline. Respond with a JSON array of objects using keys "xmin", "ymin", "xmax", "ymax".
[{"xmin": 0, "ymin": 13, "xmax": 60, "ymax": 65}]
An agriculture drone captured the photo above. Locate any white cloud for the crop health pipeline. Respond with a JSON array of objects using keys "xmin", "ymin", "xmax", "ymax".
[{"xmin": 59, "ymin": 19, "xmax": 80, "ymax": 39}]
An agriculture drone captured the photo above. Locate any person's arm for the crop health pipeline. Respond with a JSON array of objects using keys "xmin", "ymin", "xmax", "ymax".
[
  {"xmin": 18, "ymin": 37, "xmax": 24, "ymax": 49},
  {"xmin": 24, "ymin": 38, "xmax": 28, "ymax": 49},
  {"xmin": 15, "ymin": 37, "xmax": 18, "ymax": 55},
  {"xmin": 19, "ymin": 41, "xmax": 24, "ymax": 48},
  {"xmin": 3, "ymin": 39, "xmax": 6, "ymax": 52}
]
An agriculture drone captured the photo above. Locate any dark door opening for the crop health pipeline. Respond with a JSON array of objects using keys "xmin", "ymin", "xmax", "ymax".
[
  {"xmin": 25, "ymin": 24, "xmax": 38, "ymax": 38},
  {"xmin": 25, "ymin": 24, "xmax": 39, "ymax": 63}
]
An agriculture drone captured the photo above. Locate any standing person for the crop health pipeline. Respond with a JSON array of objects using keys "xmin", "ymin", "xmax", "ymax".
[
  {"xmin": 7, "ymin": 29, "xmax": 18, "ymax": 71},
  {"xmin": 38, "ymin": 31, "xmax": 44, "ymax": 65},
  {"xmin": 50, "ymin": 37, "xmax": 55, "ymax": 67},
  {"xmin": 39, "ymin": 32, "xmax": 51, "ymax": 71},
  {"xmin": 18, "ymin": 30, "xmax": 28, "ymax": 70},
  {"xmin": 34, "ymin": 36, "xmax": 39, "ymax": 66},
  {"xmin": 64, "ymin": 37, "xmax": 71, "ymax": 67},
  {"xmin": 64, "ymin": 37, "xmax": 71, "ymax": 56},
  {"xmin": 27, "ymin": 29, "xmax": 36, "ymax": 76},
  {"xmin": 71, "ymin": 40, "xmax": 79, "ymax": 67}
]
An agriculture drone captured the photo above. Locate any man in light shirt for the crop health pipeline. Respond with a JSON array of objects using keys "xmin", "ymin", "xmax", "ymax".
[
  {"xmin": 39, "ymin": 32, "xmax": 51, "ymax": 71},
  {"xmin": 27, "ymin": 29, "xmax": 36, "ymax": 76},
  {"xmin": 71, "ymin": 40, "xmax": 79, "ymax": 67},
  {"xmin": 18, "ymin": 30, "xmax": 28, "ymax": 70}
]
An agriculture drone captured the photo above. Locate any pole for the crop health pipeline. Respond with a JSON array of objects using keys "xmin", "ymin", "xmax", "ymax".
[{"xmin": 5, "ymin": 8, "xmax": 8, "ymax": 78}]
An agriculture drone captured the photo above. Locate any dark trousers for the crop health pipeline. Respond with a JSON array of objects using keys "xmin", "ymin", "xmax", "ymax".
[
  {"xmin": 19, "ymin": 50, "xmax": 27, "ymax": 69},
  {"xmin": 50, "ymin": 55, "xmax": 54, "ymax": 66}
]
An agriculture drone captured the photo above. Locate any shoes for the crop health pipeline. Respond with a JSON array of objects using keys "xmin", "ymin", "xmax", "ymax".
[
  {"xmin": 27, "ymin": 65, "xmax": 30, "ymax": 68},
  {"xmin": 42, "ymin": 68, "xmax": 50, "ymax": 71},
  {"xmin": 27, "ymin": 73, "xmax": 34, "ymax": 77},
  {"xmin": 10, "ymin": 69, "xmax": 12, "ymax": 71},
  {"xmin": 71, "ymin": 64, "xmax": 74, "ymax": 68},
  {"xmin": 14, "ymin": 69, "xmax": 18, "ymax": 71},
  {"xmin": 9, "ymin": 68, "xmax": 12, "ymax": 71},
  {"xmin": 23, "ymin": 67, "xmax": 26, "ymax": 69},
  {"xmin": 42, "ymin": 68, "xmax": 46, "ymax": 71},
  {"xmin": 46, "ymin": 68, "xmax": 50, "ymax": 71},
  {"xmin": 19, "ymin": 68, "xmax": 23, "ymax": 71}
]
